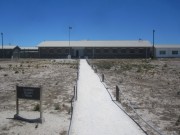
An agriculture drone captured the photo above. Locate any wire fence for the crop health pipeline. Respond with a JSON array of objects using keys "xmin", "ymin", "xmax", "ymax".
[
  {"xmin": 67, "ymin": 60, "xmax": 79, "ymax": 135},
  {"xmin": 87, "ymin": 59, "xmax": 165, "ymax": 135}
]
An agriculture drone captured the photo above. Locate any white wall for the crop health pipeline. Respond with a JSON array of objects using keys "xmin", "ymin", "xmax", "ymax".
[{"xmin": 156, "ymin": 48, "xmax": 180, "ymax": 58}]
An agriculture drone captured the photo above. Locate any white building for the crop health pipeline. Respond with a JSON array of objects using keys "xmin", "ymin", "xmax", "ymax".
[{"xmin": 155, "ymin": 45, "xmax": 180, "ymax": 58}]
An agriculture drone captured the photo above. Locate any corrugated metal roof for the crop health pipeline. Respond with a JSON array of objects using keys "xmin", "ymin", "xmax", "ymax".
[
  {"xmin": 155, "ymin": 45, "xmax": 180, "ymax": 48},
  {"xmin": 37, "ymin": 40, "xmax": 152, "ymax": 48},
  {"xmin": 1, "ymin": 45, "xmax": 17, "ymax": 49}
]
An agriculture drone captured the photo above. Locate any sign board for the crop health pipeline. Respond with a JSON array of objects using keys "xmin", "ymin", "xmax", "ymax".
[
  {"xmin": 14, "ymin": 85, "xmax": 44, "ymax": 123},
  {"xmin": 17, "ymin": 86, "xmax": 40, "ymax": 100}
]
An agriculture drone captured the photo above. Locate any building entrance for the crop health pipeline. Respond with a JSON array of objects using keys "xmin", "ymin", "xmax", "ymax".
[
  {"xmin": 76, "ymin": 50, "xmax": 79, "ymax": 57},
  {"xmin": 73, "ymin": 47, "xmax": 84, "ymax": 58}
]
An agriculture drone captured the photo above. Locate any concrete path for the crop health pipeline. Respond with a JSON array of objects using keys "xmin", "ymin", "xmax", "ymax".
[{"xmin": 70, "ymin": 59, "xmax": 145, "ymax": 135}]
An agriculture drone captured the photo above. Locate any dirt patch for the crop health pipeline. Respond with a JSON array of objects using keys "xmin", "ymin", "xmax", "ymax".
[
  {"xmin": 89, "ymin": 58, "xmax": 180, "ymax": 135},
  {"xmin": 0, "ymin": 59, "xmax": 78, "ymax": 134}
]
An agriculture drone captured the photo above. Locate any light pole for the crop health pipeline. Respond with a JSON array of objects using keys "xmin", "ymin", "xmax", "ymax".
[
  {"xmin": 1, "ymin": 33, "xmax": 3, "ymax": 58},
  {"xmin": 69, "ymin": 26, "xmax": 72, "ymax": 55},
  {"xmin": 152, "ymin": 29, "xmax": 155, "ymax": 59}
]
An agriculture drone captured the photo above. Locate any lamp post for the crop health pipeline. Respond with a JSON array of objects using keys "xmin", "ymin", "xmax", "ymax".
[
  {"xmin": 152, "ymin": 30, "xmax": 155, "ymax": 59},
  {"xmin": 1, "ymin": 33, "xmax": 3, "ymax": 58},
  {"xmin": 69, "ymin": 26, "xmax": 72, "ymax": 55}
]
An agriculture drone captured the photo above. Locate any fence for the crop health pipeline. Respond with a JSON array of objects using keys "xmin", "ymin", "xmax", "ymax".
[
  {"xmin": 68, "ymin": 60, "xmax": 79, "ymax": 135},
  {"xmin": 87, "ymin": 59, "xmax": 164, "ymax": 135}
]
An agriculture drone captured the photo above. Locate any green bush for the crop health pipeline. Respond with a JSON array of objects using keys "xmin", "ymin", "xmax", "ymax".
[
  {"xmin": 33, "ymin": 104, "xmax": 40, "ymax": 111},
  {"xmin": 163, "ymin": 64, "xmax": 168, "ymax": 67},
  {"xmin": 15, "ymin": 71, "xmax": 19, "ymax": 74},
  {"xmin": 137, "ymin": 67, "xmax": 142, "ymax": 72},
  {"xmin": 8, "ymin": 64, "xmax": 12, "ymax": 68},
  {"xmin": 36, "ymin": 64, "xmax": 39, "ymax": 69},
  {"xmin": 54, "ymin": 103, "xmax": 60, "ymax": 110}
]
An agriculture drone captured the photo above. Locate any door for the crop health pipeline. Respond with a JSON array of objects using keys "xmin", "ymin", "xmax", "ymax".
[{"xmin": 76, "ymin": 50, "xmax": 79, "ymax": 58}]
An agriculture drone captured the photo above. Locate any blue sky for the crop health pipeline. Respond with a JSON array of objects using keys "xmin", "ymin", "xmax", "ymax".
[{"xmin": 0, "ymin": 0, "xmax": 180, "ymax": 46}]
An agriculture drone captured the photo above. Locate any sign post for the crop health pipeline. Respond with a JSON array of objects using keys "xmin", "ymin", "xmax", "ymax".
[{"xmin": 14, "ymin": 85, "xmax": 44, "ymax": 123}]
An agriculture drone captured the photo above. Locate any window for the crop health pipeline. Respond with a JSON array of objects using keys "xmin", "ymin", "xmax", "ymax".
[
  {"xmin": 57, "ymin": 49, "xmax": 62, "ymax": 53},
  {"xmin": 7, "ymin": 51, "xmax": 11, "ymax": 55},
  {"xmin": 129, "ymin": 49, "xmax": 135, "ymax": 54},
  {"xmin": 49, "ymin": 49, "xmax": 54, "ymax": 54},
  {"xmin": 112, "ymin": 48, "xmax": 117, "ymax": 53},
  {"xmin": 121, "ymin": 49, "xmax": 126, "ymax": 53},
  {"xmin": 41, "ymin": 48, "xmax": 48, "ymax": 53},
  {"xmin": 138, "ymin": 49, "xmax": 144, "ymax": 54},
  {"xmin": 104, "ymin": 48, "xmax": 109, "ymax": 53},
  {"xmin": 65, "ymin": 49, "xmax": 69, "ymax": 54},
  {"xmin": 95, "ymin": 48, "xmax": 100, "ymax": 53},
  {"xmin": 160, "ymin": 50, "xmax": 166, "ymax": 55},
  {"xmin": 172, "ymin": 50, "xmax": 178, "ymax": 55},
  {"xmin": 87, "ymin": 49, "xmax": 92, "ymax": 53}
]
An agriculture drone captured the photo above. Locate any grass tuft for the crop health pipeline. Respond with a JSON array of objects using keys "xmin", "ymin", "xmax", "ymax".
[{"xmin": 33, "ymin": 104, "xmax": 40, "ymax": 111}]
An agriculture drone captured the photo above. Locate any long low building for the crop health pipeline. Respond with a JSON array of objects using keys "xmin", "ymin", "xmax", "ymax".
[
  {"xmin": 1, "ymin": 41, "xmax": 179, "ymax": 59},
  {"xmin": 155, "ymin": 45, "xmax": 180, "ymax": 58},
  {"xmin": 0, "ymin": 46, "xmax": 39, "ymax": 59},
  {"xmin": 37, "ymin": 40, "xmax": 152, "ymax": 58},
  {"xmin": 20, "ymin": 47, "xmax": 39, "ymax": 58},
  {"xmin": 0, "ymin": 45, "xmax": 20, "ymax": 58}
]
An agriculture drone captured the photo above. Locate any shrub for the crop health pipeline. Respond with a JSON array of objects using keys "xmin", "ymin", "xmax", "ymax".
[
  {"xmin": 33, "ymin": 104, "xmax": 40, "ymax": 111},
  {"xmin": 15, "ymin": 71, "xmax": 19, "ymax": 74},
  {"xmin": 22, "ymin": 69, "xmax": 24, "ymax": 74},
  {"xmin": 175, "ymin": 116, "xmax": 180, "ymax": 126},
  {"xmin": 96, "ymin": 62, "xmax": 113, "ymax": 69},
  {"xmin": 36, "ymin": 64, "xmax": 39, "ymax": 69},
  {"xmin": 54, "ymin": 103, "xmax": 60, "ymax": 110},
  {"xmin": 60, "ymin": 131, "xmax": 67, "ymax": 135},
  {"xmin": 0, "ymin": 66, "xmax": 3, "ymax": 70},
  {"xmin": 177, "ymin": 91, "xmax": 180, "ymax": 95},
  {"xmin": 137, "ymin": 67, "xmax": 142, "ymax": 72},
  {"xmin": 163, "ymin": 64, "xmax": 168, "ymax": 67},
  {"xmin": 8, "ymin": 64, "xmax": 12, "ymax": 68}
]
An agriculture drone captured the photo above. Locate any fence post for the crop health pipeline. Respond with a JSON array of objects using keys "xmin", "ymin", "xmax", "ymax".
[
  {"xmin": 15, "ymin": 85, "xmax": 19, "ymax": 115},
  {"xmin": 74, "ymin": 85, "xmax": 76, "ymax": 101},
  {"xmin": 116, "ymin": 85, "xmax": 119, "ymax": 101},
  {"xmin": 102, "ymin": 74, "xmax": 104, "ymax": 82},
  {"xmin": 76, "ymin": 84, "xmax": 77, "ymax": 100},
  {"xmin": 77, "ymin": 71, "xmax": 79, "ymax": 80},
  {"xmin": 94, "ymin": 68, "xmax": 97, "ymax": 73},
  {"xmin": 76, "ymin": 82, "xmax": 78, "ymax": 100}
]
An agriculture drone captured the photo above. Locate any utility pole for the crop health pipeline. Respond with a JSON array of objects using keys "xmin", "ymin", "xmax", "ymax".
[
  {"xmin": 152, "ymin": 30, "xmax": 155, "ymax": 59},
  {"xmin": 69, "ymin": 26, "xmax": 72, "ymax": 56},
  {"xmin": 1, "ymin": 33, "xmax": 4, "ymax": 58}
]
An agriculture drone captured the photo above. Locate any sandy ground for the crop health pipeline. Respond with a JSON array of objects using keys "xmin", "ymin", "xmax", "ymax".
[
  {"xmin": 89, "ymin": 58, "xmax": 180, "ymax": 135},
  {"xmin": 0, "ymin": 59, "xmax": 78, "ymax": 135}
]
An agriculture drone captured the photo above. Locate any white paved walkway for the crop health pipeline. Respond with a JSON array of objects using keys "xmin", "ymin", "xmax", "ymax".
[{"xmin": 70, "ymin": 59, "xmax": 145, "ymax": 135}]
